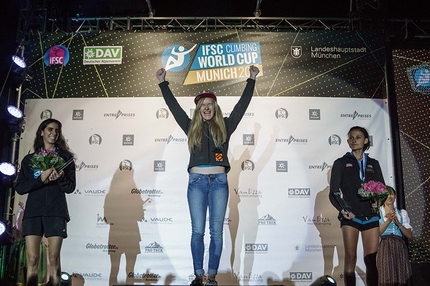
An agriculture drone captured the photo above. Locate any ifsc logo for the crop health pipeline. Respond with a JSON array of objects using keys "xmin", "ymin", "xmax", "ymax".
[{"xmin": 161, "ymin": 44, "xmax": 197, "ymax": 72}]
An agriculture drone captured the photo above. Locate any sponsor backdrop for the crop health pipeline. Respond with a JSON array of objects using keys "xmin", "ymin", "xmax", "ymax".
[{"xmin": 15, "ymin": 30, "xmax": 394, "ymax": 285}]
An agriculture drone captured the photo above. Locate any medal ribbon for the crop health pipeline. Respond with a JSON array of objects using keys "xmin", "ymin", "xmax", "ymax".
[{"xmin": 351, "ymin": 151, "xmax": 367, "ymax": 181}]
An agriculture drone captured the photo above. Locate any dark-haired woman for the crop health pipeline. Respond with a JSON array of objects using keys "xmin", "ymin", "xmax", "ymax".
[
  {"xmin": 378, "ymin": 187, "xmax": 413, "ymax": 286},
  {"xmin": 329, "ymin": 126, "xmax": 385, "ymax": 286},
  {"xmin": 15, "ymin": 118, "xmax": 76, "ymax": 286}
]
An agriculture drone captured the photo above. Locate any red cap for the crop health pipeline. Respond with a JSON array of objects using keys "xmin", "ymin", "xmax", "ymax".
[{"xmin": 194, "ymin": 90, "xmax": 217, "ymax": 105}]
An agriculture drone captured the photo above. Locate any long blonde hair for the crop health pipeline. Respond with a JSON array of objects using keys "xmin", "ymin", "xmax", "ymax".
[{"xmin": 188, "ymin": 100, "xmax": 227, "ymax": 152}]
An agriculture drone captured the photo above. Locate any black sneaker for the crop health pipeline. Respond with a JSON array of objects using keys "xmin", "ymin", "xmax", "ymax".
[
  {"xmin": 190, "ymin": 275, "xmax": 204, "ymax": 286},
  {"xmin": 206, "ymin": 278, "xmax": 218, "ymax": 285}
]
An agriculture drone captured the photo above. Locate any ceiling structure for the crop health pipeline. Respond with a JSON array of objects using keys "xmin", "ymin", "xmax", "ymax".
[
  {"xmin": 1, "ymin": 0, "xmax": 429, "ymax": 99},
  {"xmin": 11, "ymin": 0, "xmax": 430, "ymax": 44}
]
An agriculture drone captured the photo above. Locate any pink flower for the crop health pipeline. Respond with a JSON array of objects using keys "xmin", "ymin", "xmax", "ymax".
[{"xmin": 363, "ymin": 180, "xmax": 386, "ymax": 195}]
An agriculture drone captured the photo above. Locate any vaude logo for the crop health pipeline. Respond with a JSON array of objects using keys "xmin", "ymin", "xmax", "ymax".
[
  {"xmin": 309, "ymin": 109, "xmax": 320, "ymax": 120},
  {"xmin": 290, "ymin": 272, "xmax": 313, "ymax": 281},
  {"xmin": 73, "ymin": 109, "xmax": 84, "ymax": 120},
  {"xmin": 123, "ymin": 134, "xmax": 134, "ymax": 146},
  {"xmin": 276, "ymin": 161, "xmax": 288, "ymax": 172},
  {"xmin": 154, "ymin": 160, "xmax": 166, "ymax": 172},
  {"xmin": 243, "ymin": 134, "xmax": 254, "ymax": 145}
]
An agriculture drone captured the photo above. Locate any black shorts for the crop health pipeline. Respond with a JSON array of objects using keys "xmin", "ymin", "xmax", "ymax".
[
  {"xmin": 22, "ymin": 216, "xmax": 68, "ymax": 238},
  {"xmin": 340, "ymin": 216, "xmax": 379, "ymax": 231}
]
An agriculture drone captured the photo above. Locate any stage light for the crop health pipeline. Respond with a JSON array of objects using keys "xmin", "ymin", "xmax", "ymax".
[
  {"xmin": 60, "ymin": 272, "xmax": 72, "ymax": 286},
  {"xmin": 12, "ymin": 55, "xmax": 27, "ymax": 69},
  {"xmin": 5, "ymin": 105, "xmax": 24, "ymax": 133},
  {"xmin": 0, "ymin": 162, "xmax": 17, "ymax": 188},
  {"xmin": 0, "ymin": 221, "xmax": 13, "ymax": 245},
  {"xmin": 11, "ymin": 54, "xmax": 29, "ymax": 87},
  {"xmin": 309, "ymin": 275, "xmax": 337, "ymax": 286}
]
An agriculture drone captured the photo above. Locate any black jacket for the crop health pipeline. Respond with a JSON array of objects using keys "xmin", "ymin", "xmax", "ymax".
[
  {"xmin": 15, "ymin": 150, "xmax": 76, "ymax": 221},
  {"xmin": 329, "ymin": 152, "xmax": 385, "ymax": 219},
  {"xmin": 159, "ymin": 78, "xmax": 255, "ymax": 173}
]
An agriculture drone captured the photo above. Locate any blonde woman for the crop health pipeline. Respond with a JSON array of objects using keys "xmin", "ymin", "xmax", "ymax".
[
  {"xmin": 378, "ymin": 187, "xmax": 413, "ymax": 286},
  {"xmin": 156, "ymin": 65, "xmax": 259, "ymax": 286}
]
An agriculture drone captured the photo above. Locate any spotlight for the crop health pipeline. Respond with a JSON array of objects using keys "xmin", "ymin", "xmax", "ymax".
[
  {"xmin": 0, "ymin": 221, "xmax": 13, "ymax": 245},
  {"xmin": 60, "ymin": 272, "xmax": 72, "ymax": 286},
  {"xmin": 12, "ymin": 55, "xmax": 27, "ymax": 69},
  {"xmin": 309, "ymin": 275, "xmax": 337, "ymax": 286},
  {"xmin": 0, "ymin": 162, "xmax": 17, "ymax": 188},
  {"xmin": 5, "ymin": 105, "xmax": 24, "ymax": 133},
  {"xmin": 11, "ymin": 55, "xmax": 28, "ymax": 87}
]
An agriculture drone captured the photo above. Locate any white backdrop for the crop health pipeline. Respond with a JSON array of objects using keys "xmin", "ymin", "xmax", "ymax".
[{"xmin": 16, "ymin": 96, "xmax": 394, "ymax": 286}]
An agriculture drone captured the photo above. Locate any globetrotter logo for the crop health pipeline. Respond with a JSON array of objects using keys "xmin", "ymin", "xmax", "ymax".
[
  {"xmin": 328, "ymin": 134, "xmax": 341, "ymax": 145},
  {"xmin": 44, "ymin": 45, "xmax": 70, "ymax": 66},
  {"xmin": 406, "ymin": 65, "xmax": 430, "ymax": 95},
  {"xmin": 89, "ymin": 134, "xmax": 102, "ymax": 145}
]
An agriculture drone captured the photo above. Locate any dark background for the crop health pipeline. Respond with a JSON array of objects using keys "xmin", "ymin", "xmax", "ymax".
[
  {"xmin": 1, "ymin": 0, "xmax": 430, "ymax": 95},
  {"xmin": 1, "ymin": 1, "xmax": 429, "ymax": 284}
]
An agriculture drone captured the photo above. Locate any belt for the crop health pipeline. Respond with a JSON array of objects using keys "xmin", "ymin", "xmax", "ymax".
[{"xmin": 190, "ymin": 166, "xmax": 225, "ymax": 174}]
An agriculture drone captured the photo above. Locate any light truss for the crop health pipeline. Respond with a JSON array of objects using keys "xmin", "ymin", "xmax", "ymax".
[
  {"xmin": 65, "ymin": 17, "xmax": 361, "ymax": 33},
  {"xmin": 52, "ymin": 16, "xmax": 428, "ymax": 42}
]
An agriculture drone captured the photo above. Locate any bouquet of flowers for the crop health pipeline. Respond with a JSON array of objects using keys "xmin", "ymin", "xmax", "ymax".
[
  {"xmin": 30, "ymin": 149, "xmax": 65, "ymax": 183},
  {"xmin": 357, "ymin": 180, "xmax": 390, "ymax": 213}
]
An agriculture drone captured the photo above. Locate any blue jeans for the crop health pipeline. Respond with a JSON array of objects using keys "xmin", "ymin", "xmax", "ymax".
[{"xmin": 187, "ymin": 172, "xmax": 229, "ymax": 275}]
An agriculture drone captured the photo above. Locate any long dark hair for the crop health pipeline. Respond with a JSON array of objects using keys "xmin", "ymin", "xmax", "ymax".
[
  {"xmin": 33, "ymin": 118, "xmax": 72, "ymax": 155},
  {"xmin": 348, "ymin": 126, "xmax": 370, "ymax": 151}
]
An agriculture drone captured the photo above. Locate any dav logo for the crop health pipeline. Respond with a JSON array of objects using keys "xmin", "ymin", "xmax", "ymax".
[
  {"xmin": 245, "ymin": 243, "xmax": 268, "ymax": 252},
  {"xmin": 83, "ymin": 46, "xmax": 123, "ymax": 65},
  {"xmin": 290, "ymin": 272, "xmax": 313, "ymax": 281}
]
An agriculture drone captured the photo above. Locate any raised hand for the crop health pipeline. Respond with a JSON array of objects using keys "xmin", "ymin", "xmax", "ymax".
[
  {"xmin": 156, "ymin": 68, "xmax": 167, "ymax": 82},
  {"xmin": 249, "ymin": 65, "xmax": 260, "ymax": 80}
]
